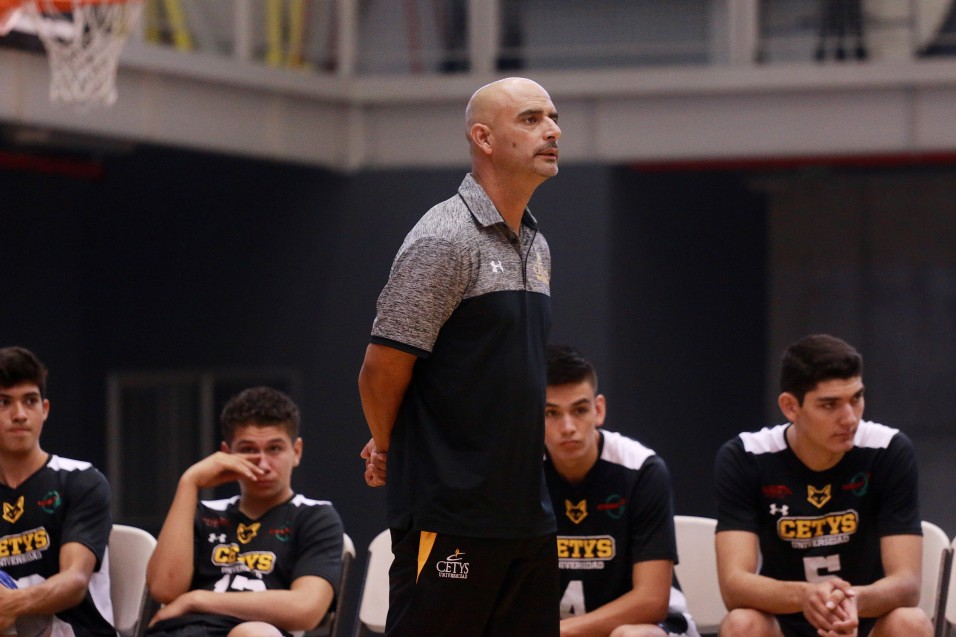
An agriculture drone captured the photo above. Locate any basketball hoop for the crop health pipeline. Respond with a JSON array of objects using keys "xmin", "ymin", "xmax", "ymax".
[
  {"xmin": 1, "ymin": 0, "xmax": 144, "ymax": 107},
  {"xmin": 0, "ymin": 0, "xmax": 23, "ymax": 34}
]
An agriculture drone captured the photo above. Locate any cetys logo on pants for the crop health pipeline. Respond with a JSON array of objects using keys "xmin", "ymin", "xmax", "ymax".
[{"xmin": 436, "ymin": 549, "xmax": 469, "ymax": 579}]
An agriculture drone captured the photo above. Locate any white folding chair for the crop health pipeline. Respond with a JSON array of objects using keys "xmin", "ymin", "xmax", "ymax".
[
  {"xmin": 673, "ymin": 515, "xmax": 725, "ymax": 634},
  {"xmin": 355, "ymin": 530, "xmax": 393, "ymax": 636},
  {"xmin": 300, "ymin": 532, "xmax": 356, "ymax": 637},
  {"xmin": 921, "ymin": 521, "xmax": 952, "ymax": 623},
  {"xmin": 107, "ymin": 524, "xmax": 158, "ymax": 637},
  {"xmin": 332, "ymin": 533, "xmax": 357, "ymax": 637}
]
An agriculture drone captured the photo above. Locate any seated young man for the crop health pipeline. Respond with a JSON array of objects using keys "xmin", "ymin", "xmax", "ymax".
[
  {"xmin": 544, "ymin": 345, "xmax": 699, "ymax": 637},
  {"xmin": 714, "ymin": 334, "xmax": 933, "ymax": 637},
  {"xmin": 146, "ymin": 386, "xmax": 344, "ymax": 637},
  {"xmin": 0, "ymin": 346, "xmax": 115, "ymax": 637}
]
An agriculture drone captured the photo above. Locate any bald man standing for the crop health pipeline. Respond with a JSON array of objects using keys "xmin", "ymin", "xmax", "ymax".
[{"xmin": 359, "ymin": 77, "xmax": 562, "ymax": 636}]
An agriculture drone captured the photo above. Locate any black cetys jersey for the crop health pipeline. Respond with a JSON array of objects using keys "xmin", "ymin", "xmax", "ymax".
[
  {"xmin": 192, "ymin": 494, "xmax": 343, "ymax": 600},
  {"xmin": 0, "ymin": 455, "xmax": 114, "ymax": 637},
  {"xmin": 715, "ymin": 421, "xmax": 921, "ymax": 586},
  {"xmin": 545, "ymin": 431, "xmax": 689, "ymax": 620}
]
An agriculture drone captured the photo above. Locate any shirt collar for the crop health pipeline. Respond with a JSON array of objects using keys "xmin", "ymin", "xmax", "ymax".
[{"xmin": 458, "ymin": 173, "xmax": 539, "ymax": 231}]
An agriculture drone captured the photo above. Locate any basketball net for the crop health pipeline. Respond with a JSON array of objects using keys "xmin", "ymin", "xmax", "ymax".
[{"xmin": 19, "ymin": 0, "xmax": 144, "ymax": 107}]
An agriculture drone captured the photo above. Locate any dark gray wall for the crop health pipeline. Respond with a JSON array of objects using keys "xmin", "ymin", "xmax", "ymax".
[{"xmin": 605, "ymin": 168, "xmax": 769, "ymax": 518}]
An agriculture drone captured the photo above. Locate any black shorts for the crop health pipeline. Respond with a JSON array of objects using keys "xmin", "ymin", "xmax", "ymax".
[
  {"xmin": 659, "ymin": 611, "xmax": 699, "ymax": 636},
  {"xmin": 385, "ymin": 528, "xmax": 560, "ymax": 637},
  {"xmin": 147, "ymin": 613, "xmax": 290, "ymax": 637}
]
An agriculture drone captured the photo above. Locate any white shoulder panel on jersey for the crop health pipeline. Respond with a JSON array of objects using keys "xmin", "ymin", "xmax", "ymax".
[
  {"xmin": 48, "ymin": 455, "xmax": 93, "ymax": 472},
  {"xmin": 290, "ymin": 494, "xmax": 333, "ymax": 507},
  {"xmin": 739, "ymin": 424, "xmax": 789, "ymax": 455},
  {"xmin": 201, "ymin": 495, "xmax": 240, "ymax": 511},
  {"xmin": 600, "ymin": 430, "xmax": 656, "ymax": 470},
  {"xmin": 853, "ymin": 420, "xmax": 899, "ymax": 449}
]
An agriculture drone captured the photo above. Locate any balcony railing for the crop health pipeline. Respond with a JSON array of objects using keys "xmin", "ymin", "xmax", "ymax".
[{"xmin": 133, "ymin": 0, "xmax": 956, "ymax": 77}]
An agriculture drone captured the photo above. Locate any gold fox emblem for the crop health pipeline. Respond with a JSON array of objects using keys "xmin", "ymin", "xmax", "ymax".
[
  {"xmin": 236, "ymin": 522, "xmax": 260, "ymax": 544},
  {"xmin": 564, "ymin": 499, "xmax": 588, "ymax": 525},
  {"xmin": 2, "ymin": 496, "xmax": 24, "ymax": 524},
  {"xmin": 807, "ymin": 484, "xmax": 832, "ymax": 509}
]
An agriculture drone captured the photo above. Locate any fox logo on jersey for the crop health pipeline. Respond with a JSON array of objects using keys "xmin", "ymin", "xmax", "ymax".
[
  {"xmin": 565, "ymin": 500, "xmax": 588, "ymax": 525},
  {"xmin": 807, "ymin": 484, "xmax": 832, "ymax": 509},
  {"xmin": 2, "ymin": 497, "xmax": 24, "ymax": 524},
  {"xmin": 237, "ymin": 522, "xmax": 260, "ymax": 544}
]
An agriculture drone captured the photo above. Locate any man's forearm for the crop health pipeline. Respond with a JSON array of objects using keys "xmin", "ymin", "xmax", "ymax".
[
  {"xmin": 853, "ymin": 572, "xmax": 920, "ymax": 618},
  {"xmin": 0, "ymin": 543, "xmax": 95, "ymax": 618},
  {"xmin": 0, "ymin": 568, "xmax": 88, "ymax": 617},
  {"xmin": 176, "ymin": 588, "xmax": 332, "ymax": 632},
  {"xmin": 722, "ymin": 570, "xmax": 813, "ymax": 615},
  {"xmin": 358, "ymin": 372, "xmax": 401, "ymax": 451},
  {"xmin": 358, "ymin": 344, "xmax": 415, "ymax": 451},
  {"xmin": 147, "ymin": 478, "xmax": 200, "ymax": 602}
]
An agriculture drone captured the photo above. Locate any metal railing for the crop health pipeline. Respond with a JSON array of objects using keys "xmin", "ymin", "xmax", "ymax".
[{"xmin": 134, "ymin": 0, "xmax": 956, "ymax": 77}]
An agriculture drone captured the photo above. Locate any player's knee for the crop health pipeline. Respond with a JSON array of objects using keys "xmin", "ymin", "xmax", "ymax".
[
  {"xmin": 609, "ymin": 624, "xmax": 666, "ymax": 637},
  {"xmin": 226, "ymin": 621, "xmax": 284, "ymax": 637},
  {"xmin": 719, "ymin": 608, "xmax": 778, "ymax": 637},
  {"xmin": 871, "ymin": 607, "xmax": 933, "ymax": 637}
]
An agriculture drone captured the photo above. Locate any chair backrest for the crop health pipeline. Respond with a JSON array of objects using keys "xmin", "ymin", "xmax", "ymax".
[
  {"xmin": 673, "ymin": 515, "xmax": 724, "ymax": 634},
  {"xmin": 108, "ymin": 524, "xmax": 158, "ymax": 637},
  {"xmin": 329, "ymin": 533, "xmax": 357, "ymax": 637},
  {"xmin": 920, "ymin": 520, "xmax": 951, "ymax": 620},
  {"xmin": 294, "ymin": 532, "xmax": 357, "ymax": 637},
  {"xmin": 935, "ymin": 538, "xmax": 954, "ymax": 637},
  {"xmin": 356, "ymin": 530, "xmax": 393, "ymax": 635}
]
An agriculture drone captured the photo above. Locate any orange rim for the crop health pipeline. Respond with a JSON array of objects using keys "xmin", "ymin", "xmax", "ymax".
[
  {"xmin": 0, "ymin": 0, "xmax": 22, "ymax": 29},
  {"xmin": 25, "ymin": 0, "xmax": 134, "ymax": 10}
]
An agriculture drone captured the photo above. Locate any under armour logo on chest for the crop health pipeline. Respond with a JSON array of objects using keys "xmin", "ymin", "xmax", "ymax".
[{"xmin": 490, "ymin": 260, "xmax": 504, "ymax": 273}]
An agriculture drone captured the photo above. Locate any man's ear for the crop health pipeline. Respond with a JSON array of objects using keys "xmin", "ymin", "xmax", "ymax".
[
  {"xmin": 778, "ymin": 392, "xmax": 800, "ymax": 422},
  {"xmin": 220, "ymin": 440, "xmax": 231, "ymax": 453},
  {"xmin": 293, "ymin": 437, "xmax": 303, "ymax": 467},
  {"xmin": 470, "ymin": 123, "xmax": 492, "ymax": 154},
  {"xmin": 594, "ymin": 393, "xmax": 607, "ymax": 428}
]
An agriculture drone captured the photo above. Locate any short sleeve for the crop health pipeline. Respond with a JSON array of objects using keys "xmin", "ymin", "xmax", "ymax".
[
  {"xmin": 291, "ymin": 504, "xmax": 345, "ymax": 593},
  {"xmin": 874, "ymin": 433, "xmax": 922, "ymax": 537},
  {"xmin": 371, "ymin": 236, "xmax": 469, "ymax": 355},
  {"xmin": 628, "ymin": 456, "xmax": 678, "ymax": 564},
  {"xmin": 61, "ymin": 468, "xmax": 112, "ymax": 568},
  {"xmin": 714, "ymin": 438, "xmax": 760, "ymax": 533}
]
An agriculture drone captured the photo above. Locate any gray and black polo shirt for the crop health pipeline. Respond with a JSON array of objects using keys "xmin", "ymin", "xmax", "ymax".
[{"xmin": 371, "ymin": 173, "xmax": 557, "ymax": 539}]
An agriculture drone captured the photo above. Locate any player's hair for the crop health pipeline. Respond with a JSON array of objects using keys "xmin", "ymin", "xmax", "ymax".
[
  {"xmin": 547, "ymin": 345, "xmax": 598, "ymax": 390},
  {"xmin": 780, "ymin": 334, "xmax": 862, "ymax": 404},
  {"xmin": 220, "ymin": 386, "xmax": 300, "ymax": 443},
  {"xmin": 0, "ymin": 347, "xmax": 49, "ymax": 398}
]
